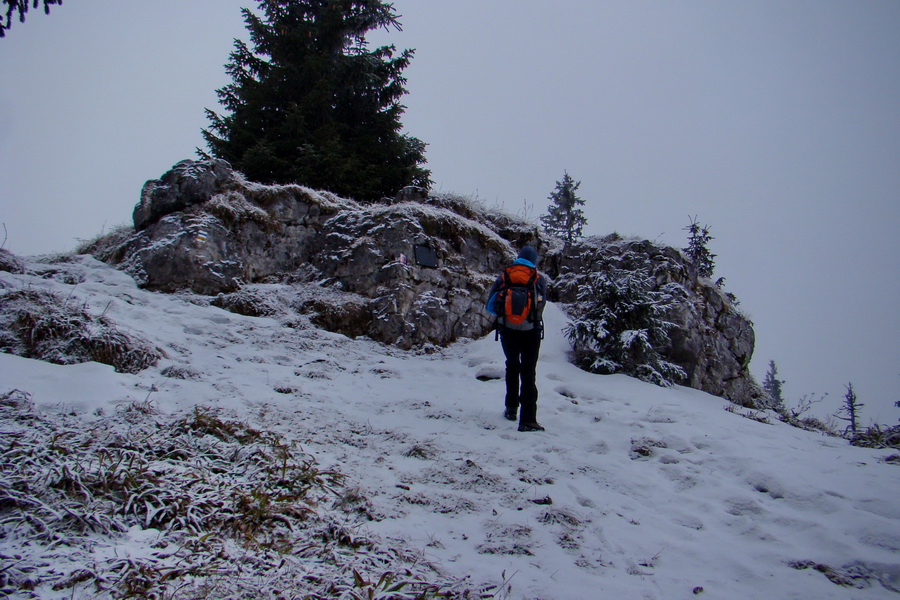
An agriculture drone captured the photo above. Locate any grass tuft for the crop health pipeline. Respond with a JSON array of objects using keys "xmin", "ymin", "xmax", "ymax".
[{"xmin": 0, "ymin": 288, "xmax": 162, "ymax": 373}]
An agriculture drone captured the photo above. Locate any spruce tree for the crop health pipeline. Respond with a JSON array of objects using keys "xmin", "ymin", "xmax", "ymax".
[
  {"xmin": 683, "ymin": 216, "xmax": 716, "ymax": 279},
  {"xmin": 540, "ymin": 171, "xmax": 588, "ymax": 247},
  {"xmin": 203, "ymin": 0, "xmax": 430, "ymax": 201},
  {"xmin": 761, "ymin": 360, "xmax": 786, "ymax": 411},
  {"xmin": 1, "ymin": 0, "xmax": 61, "ymax": 37}
]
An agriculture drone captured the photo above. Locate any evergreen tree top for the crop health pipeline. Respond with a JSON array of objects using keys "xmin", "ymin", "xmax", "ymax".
[
  {"xmin": 682, "ymin": 216, "xmax": 716, "ymax": 279},
  {"xmin": 203, "ymin": 0, "xmax": 430, "ymax": 201}
]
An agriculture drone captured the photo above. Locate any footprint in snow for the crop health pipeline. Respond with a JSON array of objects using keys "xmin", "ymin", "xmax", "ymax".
[
  {"xmin": 475, "ymin": 365, "xmax": 504, "ymax": 381},
  {"xmin": 643, "ymin": 407, "xmax": 677, "ymax": 424},
  {"xmin": 554, "ymin": 386, "xmax": 579, "ymax": 403},
  {"xmin": 568, "ymin": 484, "xmax": 598, "ymax": 509}
]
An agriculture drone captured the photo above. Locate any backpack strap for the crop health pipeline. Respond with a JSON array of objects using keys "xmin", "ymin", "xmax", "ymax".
[
  {"xmin": 526, "ymin": 269, "xmax": 538, "ymax": 325},
  {"xmin": 498, "ymin": 268, "xmax": 510, "ymax": 330}
]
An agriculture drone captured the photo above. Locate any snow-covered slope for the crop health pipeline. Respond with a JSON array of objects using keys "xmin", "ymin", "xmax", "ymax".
[{"xmin": 2, "ymin": 255, "xmax": 898, "ymax": 599}]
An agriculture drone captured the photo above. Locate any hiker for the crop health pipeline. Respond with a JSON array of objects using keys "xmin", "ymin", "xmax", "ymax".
[{"xmin": 486, "ymin": 245, "xmax": 548, "ymax": 432}]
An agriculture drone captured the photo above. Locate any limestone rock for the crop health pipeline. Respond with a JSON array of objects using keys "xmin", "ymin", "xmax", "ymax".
[
  {"xmin": 133, "ymin": 159, "xmax": 237, "ymax": 230},
  {"xmin": 110, "ymin": 160, "xmax": 521, "ymax": 349}
]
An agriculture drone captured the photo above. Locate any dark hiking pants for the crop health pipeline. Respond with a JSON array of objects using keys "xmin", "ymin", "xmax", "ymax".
[{"xmin": 500, "ymin": 328, "xmax": 542, "ymax": 424}]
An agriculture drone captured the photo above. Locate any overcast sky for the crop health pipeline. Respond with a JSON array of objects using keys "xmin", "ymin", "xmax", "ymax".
[{"xmin": 2, "ymin": 1, "xmax": 898, "ymax": 422}]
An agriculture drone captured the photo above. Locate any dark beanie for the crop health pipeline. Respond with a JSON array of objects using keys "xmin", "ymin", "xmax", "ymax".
[{"xmin": 518, "ymin": 245, "xmax": 538, "ymax": 264}]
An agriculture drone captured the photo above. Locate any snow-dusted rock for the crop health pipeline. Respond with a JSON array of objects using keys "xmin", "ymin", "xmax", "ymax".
[
  {"xmin": 547, "ymin": 234, "xmax": 763, "ymax": 406},
  {"xmin": 97, "ymin": 160, "xmax": 759, "ymax": 403},
  {"xmin": 114, "ymin": 160, "xmax": 530, "ymax": 348},
  {"xmin": 133, "ymin": 158, "xmax": 237, "ymax": 230}
]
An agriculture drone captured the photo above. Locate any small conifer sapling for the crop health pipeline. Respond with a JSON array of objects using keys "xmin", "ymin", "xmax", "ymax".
[
  {"xmin": 837, "ymin": 382, "xmax": 864, "ymax": 436},
  {"xmin": 683, "ymin": 216, "xmax": 716, "ymax": 279}
]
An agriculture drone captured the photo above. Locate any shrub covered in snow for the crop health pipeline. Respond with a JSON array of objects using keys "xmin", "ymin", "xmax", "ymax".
[
  {"xmin": 0, "ymin": 288, "xmax": 161, "ymax": 373},
  {"xmin": 0, "ymin": 249, "xmax": 25, "ymax": 274},
  {"xmin": 563, "ymin": 265, "xmax": 686, "ymax": 387}
]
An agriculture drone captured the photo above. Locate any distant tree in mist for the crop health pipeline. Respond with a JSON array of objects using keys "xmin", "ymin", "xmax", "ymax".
[
  {"xmin": 761, "ymin": 360, "xmax": 785, "ymax": 411},
  {"xmin": 1, "ymin": 0, "xmax": 61, "ymax": 37},
  {"xmin": 683, "ymin": 216, "xmax": 716, "ymax": 279},
  {"xmin": 540, "ymin": 171, "xmax": 587, "ymax": 247}
]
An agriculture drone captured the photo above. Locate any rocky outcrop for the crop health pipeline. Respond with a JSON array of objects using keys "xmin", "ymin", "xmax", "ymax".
[
  {"xmin": 101, "ymin": 160, "xmax": 537, "ymax": 349},
  {"xmin": 545, "ymin": 235, "xmax": 763, "ymax": 406},
  {"xmin": 92, "ymin": 159, "xmax": 760, "ymax": 404}
]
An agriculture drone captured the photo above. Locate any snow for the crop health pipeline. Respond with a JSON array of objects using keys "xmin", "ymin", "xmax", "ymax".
[{"xmin": 1, "ymin": 254, "xmax": 898, "ymax": 599}]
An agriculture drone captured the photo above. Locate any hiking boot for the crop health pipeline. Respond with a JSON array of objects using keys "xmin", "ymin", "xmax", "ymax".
[
  {"xmin": 518, "ymin": 422, "xmax": 545, "ymax": 432},
  {"xmin": 503, "ymin": 408, "xmax": 517, "ymax": 421}
]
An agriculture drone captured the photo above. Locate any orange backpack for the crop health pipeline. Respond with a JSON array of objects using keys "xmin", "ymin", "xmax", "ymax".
[{"xmin": 496, "ymin": 264, "xmax": 539, "ymax": 329}]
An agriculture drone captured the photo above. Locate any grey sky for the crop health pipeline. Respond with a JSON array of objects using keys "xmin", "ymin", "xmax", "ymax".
[{"xmin": 1, "ymin": 1, "xmax": 898, "ymax": 421}]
